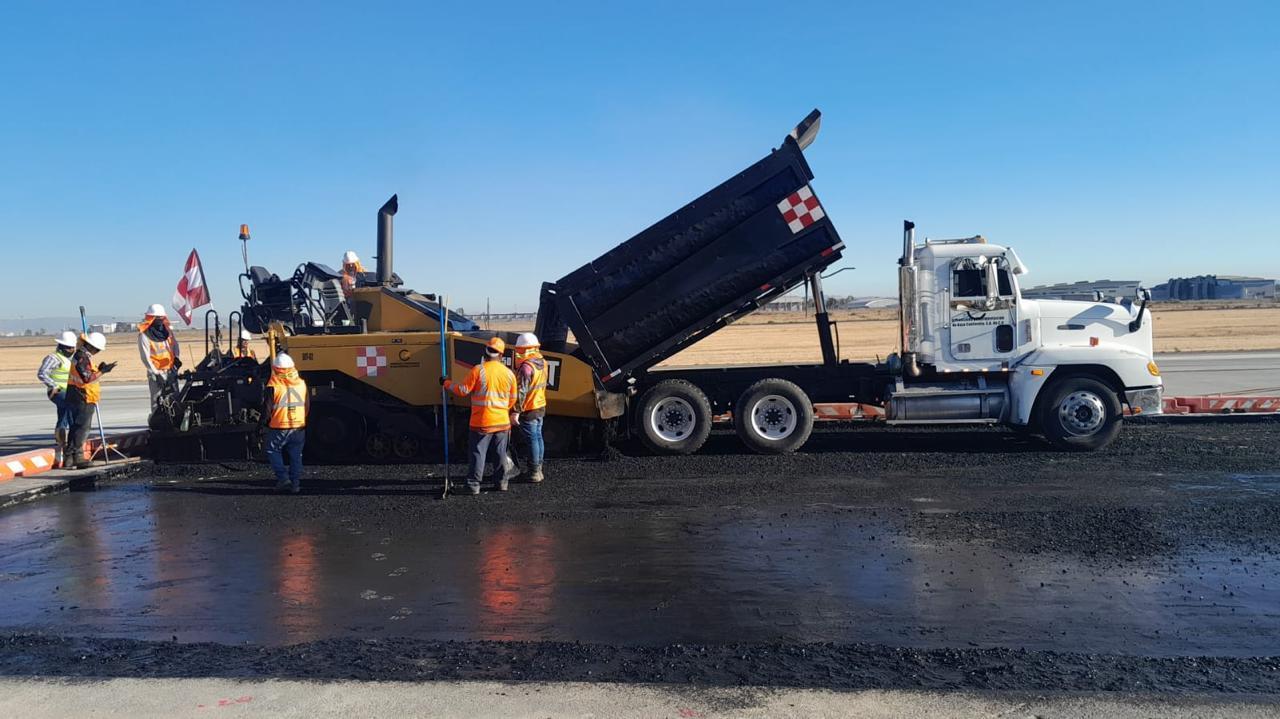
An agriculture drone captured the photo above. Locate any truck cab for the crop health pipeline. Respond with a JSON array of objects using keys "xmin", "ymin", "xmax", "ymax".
[{"xmin": 894, "ymin": 223, "xmax": 1163, "ymax": 449}]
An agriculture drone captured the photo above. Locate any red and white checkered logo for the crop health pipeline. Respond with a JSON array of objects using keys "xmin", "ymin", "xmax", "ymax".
[
  {"xmin": 777, "ymin": 185, "xmax": 825, "ymax": 234},
  {"xmin": 356, "ymin": 346, "xmax": 388, "ymax": 377}
]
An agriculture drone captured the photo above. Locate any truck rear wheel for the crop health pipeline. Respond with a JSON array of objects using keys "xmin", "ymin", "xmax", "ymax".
[
  {"xmin": 636, "ymin": 380, "xmax": 712, "ymax": 455},
  {"xmin": 733, "ymin": 379, "xmax": 814, "ymax": 454},
  {"xmin": 1039, "ymin": 376, "xmax": 1122, "ymax": 451}
]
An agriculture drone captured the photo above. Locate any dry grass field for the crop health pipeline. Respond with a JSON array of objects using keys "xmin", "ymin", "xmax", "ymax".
[
  {"xmin": 0, "ymin": 331, "xmax": 269, "ymax": 387},
  {"xmin": 2, "ymin": 304, "xmax": 1276, "ymax": 386}
]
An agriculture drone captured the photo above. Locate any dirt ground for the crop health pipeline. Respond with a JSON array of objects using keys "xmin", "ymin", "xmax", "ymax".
[
  {"xmin": 0, "ymin": 331, "xmax": 267, "ymax": 386},
  {"xmin": 3, "ymin": 303, "xmax": 1276, "ymax": 385}
]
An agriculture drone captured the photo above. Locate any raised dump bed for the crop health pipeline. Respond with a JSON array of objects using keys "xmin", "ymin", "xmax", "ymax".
[{"xmin": 536, "ymin": 110, "xmax": 845, "ymax": 390}]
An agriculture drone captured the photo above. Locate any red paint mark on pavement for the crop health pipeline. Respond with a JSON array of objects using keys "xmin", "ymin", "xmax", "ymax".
[
  {"xmin": 678, "ymin": 709, "xmax": 704, "ymax": 718},
  {"xmin": 198, "ymin": 696, "xmax": 253, "ymax": 709}
]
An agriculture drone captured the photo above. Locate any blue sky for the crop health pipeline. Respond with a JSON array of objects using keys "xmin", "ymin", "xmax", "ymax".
[{"xmin": 1, "ymin": 1, "xmax": 1277, "ymax": 322}]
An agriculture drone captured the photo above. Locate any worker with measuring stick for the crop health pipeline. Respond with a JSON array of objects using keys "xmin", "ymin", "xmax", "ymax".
[
  {"xmin": 441, "ymin": 336, "xmax": 519, "ymax": 495},
  {"xmin": 65, "ymin": 332, "xmax": 117, "ymax": 469}
]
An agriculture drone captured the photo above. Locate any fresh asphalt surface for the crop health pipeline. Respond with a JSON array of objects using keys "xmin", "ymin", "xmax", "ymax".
[
  {"xmin": 0, "ymin": 351, "xmax": 1277, "ymax": 454},
  {"xmin": 2, "ymin": 354, "xmax": 1279, "ymax": 713},
  {"xmin": 3, "ymin": 420, "xmax": 1280, "ymax": 698}
]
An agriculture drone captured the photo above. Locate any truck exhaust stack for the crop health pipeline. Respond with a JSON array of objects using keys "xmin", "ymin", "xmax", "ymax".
[{"xmin": 376, "ymin": 194, "xmax": 398, "ymax": 285}]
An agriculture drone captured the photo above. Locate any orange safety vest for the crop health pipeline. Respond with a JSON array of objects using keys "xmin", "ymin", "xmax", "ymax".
[
  {"xmin": 447, "ymin": 359, "xmax": 516, "ymax": 432},
  {"xmin": 519, "ymin": 355, "xmax": 548, "ymax": 412},
  {"xmin": 231, "ymin": 346, "xmax": 257, "ymax": 360},
  {"xmin": 68, "ymin": 352, "xmax": 101, "ymax": 405},
  {"xmin": 139, "ymin": 316, "xmax": 178, "ymax": 371},
  {"xmin": 147, "ymin": 336, "xmax": 178, "ymax": 371},
  {"xmin": 341, "ymin": 260, "xmax": 365, "ymax": 299},
  {"xmin": 267, "ymin": 370, "xmax": 308, "ymax": 429}
]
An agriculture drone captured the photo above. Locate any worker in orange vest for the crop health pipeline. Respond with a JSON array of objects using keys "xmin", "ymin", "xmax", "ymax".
[
  {"xmin": 231, "ymin": 330, "xmax": 257, "ymax": 360},
  {"xmin": 264, "ymin": 352, "xmax": 308, "ymax": 493},
  {"xmin": 442, "ymin": 336, "xmax": 518, "ymax": 494},
  {"xmin": 512, "ymin": 332, "xmax": 549, "ymax": 483},
  {"xmin": 138, "ymin": 304, "xmax": 181, "ymax": 410},
  {"xmin": 340, "ymin": 251, "xmax": 365, "ymax": 299},
  {"xmin": 65, "ymin": 332, "xmax": 117, "ymax": 469}
]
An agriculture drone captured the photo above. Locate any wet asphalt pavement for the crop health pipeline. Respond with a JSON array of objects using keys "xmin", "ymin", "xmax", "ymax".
[{"xmin": 2, "ymin": 419, "xmax": 1279, "ymax": 692}]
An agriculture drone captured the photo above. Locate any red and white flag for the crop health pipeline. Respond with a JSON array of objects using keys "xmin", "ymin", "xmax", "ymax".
[{"xmin": 172, "ymin": 249, "xmax": 212, "ymax": 325}]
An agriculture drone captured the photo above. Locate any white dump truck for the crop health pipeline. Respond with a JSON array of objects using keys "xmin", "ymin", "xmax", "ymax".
[{"xmin": 537, "ymin": 109, "xmax": 1165, "ymax": 454}]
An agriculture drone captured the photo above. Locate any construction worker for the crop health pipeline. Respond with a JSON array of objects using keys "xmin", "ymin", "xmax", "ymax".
[
  {"xmin": 138, "ymin": 304, "xmax": 181, "ymax": 410},
  {"xmin": 65, "ymin": 332, "xmax": 116, "ymax": 469},
  {"xmin": 231, "ymin": 330, "xmax": 257, "ymax": 360},
  {"xmin": 36, "ymin": 331, "xmax": 78, "ymax": 468},
  {"xmin": 264, "ymin": 352, "xmax": 308, "ymax": 493},
  {"xmin": 340, "ymin": 251, "xmax": 365, "ymax": 299},
  {"xmin": 441, "ymin": 336, "xmax": 518, "ymax": 495},
  {"xmin": 512, "ymin": 332, "xmax": 548, "ymax": 483}
]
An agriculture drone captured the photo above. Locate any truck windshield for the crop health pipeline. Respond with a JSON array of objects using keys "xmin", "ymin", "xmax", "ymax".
[{"xmin": 953, "ymin": 267, "xmax": 1013, "ymax": 297}]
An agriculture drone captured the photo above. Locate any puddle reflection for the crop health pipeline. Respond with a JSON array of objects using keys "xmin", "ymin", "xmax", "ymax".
[{"xmin": 1, "ymin": 489, "xmax": 1277, "ymax": 657}]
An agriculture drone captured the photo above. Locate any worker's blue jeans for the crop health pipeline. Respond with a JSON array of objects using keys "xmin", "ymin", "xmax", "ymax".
[
  {"xmin": 266, "ymin": 428, "xmax": 305, "ymax": 488},
  {"xmin": 49, "ymin": 391, "xmax": 73, "ymax": 430},
  {"xmin": 518, "ymin": 416, "xmax": 544, "ymax": 468}
]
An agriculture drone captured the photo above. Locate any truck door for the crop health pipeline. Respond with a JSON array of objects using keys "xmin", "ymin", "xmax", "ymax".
[{"xmin": 947, "ymin": 259, "xmax": 1017, "ymax": 361}]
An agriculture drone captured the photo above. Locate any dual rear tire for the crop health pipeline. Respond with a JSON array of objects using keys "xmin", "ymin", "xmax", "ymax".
[{"xmin": 634, "ymin": 378, "xmax": 814, "ymax": 455}]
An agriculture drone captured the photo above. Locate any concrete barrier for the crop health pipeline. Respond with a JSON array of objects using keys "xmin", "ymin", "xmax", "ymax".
[{"xmin": 0, "ymin": 430, "xmax": 151, "ymax": 481}]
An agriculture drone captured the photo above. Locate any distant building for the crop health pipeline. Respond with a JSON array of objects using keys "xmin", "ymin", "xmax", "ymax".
[
  {"xmin": 1021, "ymin": 279, "xmax": 1141, "ymax": 302},
  {"xmin": 1151, "ymin": 275, "xmax": 1276, "ymax": 301}
]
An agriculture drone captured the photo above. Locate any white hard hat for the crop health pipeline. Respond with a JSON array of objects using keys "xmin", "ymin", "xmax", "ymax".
[
  {"xmin": 240, "ymin": 329, "xmax": 253, "ymax": 341},
  {"xmin": 342, "ymin": 251, "xmax": 359, "ymax": 264},
  {"xmin": 514, "ymin": 332, "xmax": 540, "ymax": 349},
  {"xmin": 56, "ymin": 331, "xmax": 77, "ymax": 348},
  {"xmin": 146, "ymin": 303, "xmax": 167, "ymax": 318},
  {"xmin": 272, "ymin": 353, "xmax": 295, "ymax": 369},
  {"xmin": 85, "ymin": 332, "xmax": 107, "ymax": 351}
]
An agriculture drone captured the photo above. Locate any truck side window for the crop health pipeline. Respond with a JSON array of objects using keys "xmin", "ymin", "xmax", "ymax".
[{"xmin": 997, "ymin": 269, "xmax": 1012, "ymax": 296}]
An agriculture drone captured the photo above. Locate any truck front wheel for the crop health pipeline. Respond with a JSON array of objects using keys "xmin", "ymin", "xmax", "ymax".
[
  {"xmin": 635, "ymin": 380, "xmax": 713, "ymax": 455},
  {"xmin": 733, "ymin": 379, "xmax": 815, "ymax": 454},
  {"xmin": 1039, "ymin": 376, "xmax": 1122, "ymax": 451}
]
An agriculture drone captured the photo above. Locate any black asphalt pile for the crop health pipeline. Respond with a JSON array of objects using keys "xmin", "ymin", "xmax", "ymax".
[{"xmin": 3, "ymin": 634, "xmax": 1278, "ymax": 693}]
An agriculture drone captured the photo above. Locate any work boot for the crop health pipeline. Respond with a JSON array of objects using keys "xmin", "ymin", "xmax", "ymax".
[
  {"xmin": 290, "ymin": 483, "xmax": 300, "ymax": 495},
  {"xmin": 74, "ymin": 458, "xmax": 93, "ymax": 470},
  {"xmin": 53, "ymin": 447, "xmax": 64, "ymax": 470},
  {"xmin": 275, "ymin": 479, "xmax": 290, "ymax": 492},
  {"xmin": 530, "ymin": 465, "xmax": 544, "ymax": 483},
  {"xmin": 498, "ymin": 478, "xmax": 509, "ymax": 492},
  {"xmin": 468, "ymin": 484, "xmax": 481, "ymax": 496}
]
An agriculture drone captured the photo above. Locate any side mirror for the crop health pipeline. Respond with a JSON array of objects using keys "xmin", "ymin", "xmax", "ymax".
[
  {"xmin": 1128, "ymin": 288, "xmax": 1151, "ymax": 332},
  {"xmin": 984, "ymin": 259, "xmax": 1000, "ymax": 309}
]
